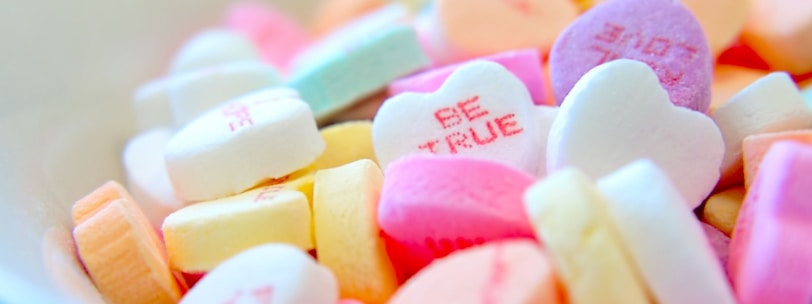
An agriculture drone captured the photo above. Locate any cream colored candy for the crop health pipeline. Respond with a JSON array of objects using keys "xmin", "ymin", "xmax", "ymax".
[
  {"xmin": 524, "ymin": 168, "xmax": 650, "ymax": 304},
  {"xmin": 388, "ymin": 240, "xmax": 562, "ymax": 304},
  {"xmin": 123, "ymin": 128, "xmax": 186, "ymax": 229},
  {"xmin": 312, "ymin": 121, "xmax": 376, "ymax": 170},
  {"xmin": 702, "ymin": 187, "xmax": 745, "ymax": 237},
  {"xmin": 169, "ymin": 61, "xmax": 283, "ymax": 126},
  {"xmin": 132, "ymin": 78, "xmax": 176, "ymax": 132},
  {"xmin": 742, "ymin": 0, "xmax": 812, "ymax": 74},
  {"xmin": 314, "ymin": 159, "xmax": 397, "ymax": 304},
  {"xmin": 435, "ymin": 0, "xmax": 578, "ymax": 61},
  {"xmin": 170, "ymin": 28, "xmax": 261, "ymax": 75},
  {"xmin": 710, "ymin": 65, "xmax": 768, "ymax": 112},
  {"xmin": 743, "ymin": 130, "xmax": 812, "ymax": 188},
  {"xmin": 162, "ymin": 188, "xmax": 312, "ymax": 273},
  {"xmin": 165, "ymin": 88, "xmax": 324, "ymax": 202},
  {"xmin": 180, "ymin": 244, "xmax": 338, "ymax": 304},
  {"xmin": 597, "ymin": 159, "xmax": 736, "ymax": 304},
  {"xmin": 711, "ymin": 72, "xmax": 812, "ymax": 188}
]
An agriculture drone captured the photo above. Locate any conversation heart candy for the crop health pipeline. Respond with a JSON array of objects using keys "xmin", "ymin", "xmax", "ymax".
[
  {"xmin": 550, "ymin": 0, "xmax": 712, "ymax": 112},
  {"xmin": 132, "ymin": 79, "xmax": 176, "ymax": 131},
  {"xmin": 434, "ymin": 0, "xmax": 578, "ymax": 62},
  {"xmin": 711, "ymin": 72, "xmax": 812, "ymax": 189},
  {"xmin": 72, "ymin": 181, "xmax": 181, "ymax": 304},
  {"xmin": 388, "ymin": 49, "xmax": 549, "ymax": 106},
  {"xmin": 162, "ymin": 187, "xmax": 312, "ymax": 273},
  {"xmin": 547, "ymin": 59, "xmax": 724, "ymax": 208},
  {"xmin": 314, "ymin": 160, "xmax": 397, "ymax": 304},
  {"xmin": 374, "ymin": 60, "xmax": 541, "ymax": 175},
  {"xmin": 597, "ymin": 159, "xmax": 736, "ymax": 304},
  {"xmin": 169, "ymin": 28, "xmax": 261, "ymax": 75},
  {"xmin": 534, "ymin": 106, "xmax": 558, "ymax": 177},
  {"xmin": 742, "ymin": 0, "xmax": 812, "ymax": 74},
  {"xmin": 123, "ymin": 128, "xmax": 186, "ymax": 229},
  {"xmin": 311, "ymin": 0, "xmax": 387, "ymax": 36},
  {"xmin": 728, "ymin": 141, "xmax": 812, "ymax": 303},
  {"xmin": 288, "ymin": 25, "xmax": 429, "ymax": 122},
  {"xmin": 378, "ymin": 155, "xmax": 536, "ymax": 280},
  {"xmin": 165, "ymin": 88, "xmax": 324, "ymax": 202},
  {"xmin": 701, "ymin": 187, "xmax": 745, "ymax": 237},
  {"xmin": 743, "ymin": 130, "xmax": 812, "ymax": 189},
  {"xmin": 41, "ymin": 227, "xmax": 106, "ymax": 304},
  {"xmin": 524, "ymin": 169, "xmax": 649, "ymax": 304},
  {"xmin": 224, "ymin": 2, "xmax": 312, "ymax": 73},
  {"xmin": 388, "ymin": 240, "xmax": 562, "ymax": 304},
  {"xmin": 169, "ymin": 61, "xmax": 282, "ymax": 126},
  {"xmin": 180, "ymin": 244, "xmax": 338, "ymax": 304}
]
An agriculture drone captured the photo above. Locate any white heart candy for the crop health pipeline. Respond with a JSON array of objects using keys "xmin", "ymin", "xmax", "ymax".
[
  {"xmin": 180, "ymin": 244, "xmax": 338, "ymax": 304},
  {"xmin": 373, "ymin": 60, "xmax": 541, "ymax": 174},
  {"xmin": 547, "ymin": 59, "xmax": 724, "ymax": 208}
]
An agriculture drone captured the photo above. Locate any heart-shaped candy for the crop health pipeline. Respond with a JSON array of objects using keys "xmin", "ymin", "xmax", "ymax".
[
  {"xmin": 374, "ymin": 60, "xmax": 541, "ymax": 175},
  {"xmin": 547, "ymin": 59, "xmax": 724, "ymax": 208}
]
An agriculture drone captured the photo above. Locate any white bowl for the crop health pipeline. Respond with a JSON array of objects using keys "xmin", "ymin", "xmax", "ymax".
[{"xmin": 0, "ymin": 1, "xmax": 318, "ymax": 302}]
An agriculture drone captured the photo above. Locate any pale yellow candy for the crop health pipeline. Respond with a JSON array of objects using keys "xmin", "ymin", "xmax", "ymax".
[
  {"xmin": 701, "ymin": 187, "xmax": 745, "ymax": 237},
  {"xmin": 523, "ymin": 168, "xmax": 650, "ymax": 304},
  {"xmin": 312, "ymin": 121, "xmax": 377, "ymax": 170},
  {"xmin": 252, "ymin": 166, "xmax": 316, "ymax": 206},
  {"xmin": 710, "ymin": 66, "xmax": 768, "ymax": 113},
  {"xmin": 162, "ymin": 188, "xmax": 312, "ymax": 273},
  {"xmin": 313, "ymin": 159, "xmax": 397, "ymax": 304}
]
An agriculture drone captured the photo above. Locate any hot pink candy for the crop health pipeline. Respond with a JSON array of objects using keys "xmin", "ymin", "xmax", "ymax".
[
  {"xmin": 549, "ymin": 0, "xmax": 712, "ymax": 112},
  {"xmin": 728, "ymin": 141, "xmax": 812, "ymax": 304},
  {"xmin": 377, "ymin": 155, "xmax": 536, "ymax": 281},
  {"xmin": 388, "ymin": 49, "xmax": 549, "ymax": 105},
  {"xmin": 224, "ymin": 1, "xmax": 312, "ymax": 73}
]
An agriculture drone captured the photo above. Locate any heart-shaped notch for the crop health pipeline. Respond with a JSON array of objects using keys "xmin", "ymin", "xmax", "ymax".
[
  {"xmin": 547, "ymin": 59, "xmax": 724, "ymax": 208},
  {"xmin": 373, "ymin": 60, "xmax": 542, "ymax": 175}
]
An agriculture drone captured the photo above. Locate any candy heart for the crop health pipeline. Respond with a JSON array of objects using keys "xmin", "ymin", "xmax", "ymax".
[
  {"xmin": 597, "ymin": 159, "xmax": 736, "ymax": 304},
  {"xmin": 433, "ymin": 0, "xmax": 578, "ymax": 63},
  {"xmin": 547, "ymin": 59, "xmax": 724, "ymax": 208},
  {"xmin": 180, "ymin": 244, "xmax": 338, "ymax": 304},
  {"xmin": 549, "ymin": 0, "xmax": 712, "ymax": 112},
  {"xmin": 728, "ymin": 141, "xmax": 812, "ymax": 303},
  {"xmin": 169, "ymin": 28, "xmax": 261, "ymax": 75},
  {"xmin": 374, "ymin": 60, "xmax": 541, "ymax": 175}
]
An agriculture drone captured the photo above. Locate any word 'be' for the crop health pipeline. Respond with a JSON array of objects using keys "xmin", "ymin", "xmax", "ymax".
[
  {"xmin": 222, "ymin": 102, "xmax": 254, "ymax": 132},
  {"xmin": 222, "ymin": 285, "xmax": 274, "ymax": 304},
  {"xmin": 418, "ymin": 96, "xmax": 524, "ymax": 154}
]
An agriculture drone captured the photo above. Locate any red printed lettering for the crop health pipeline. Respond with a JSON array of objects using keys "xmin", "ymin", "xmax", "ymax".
[
  {"xmin": 222, "ymin": 290, "xmax": 243, "ymax": 304},
  {"xmin": 643, "ymin": 37, "xmax": 671, "ymax": 56},
  {"xmin": 445, "ymin": 132, "xmax": 472, "ymax": 153},
  {"xmin": 502, "ymin": 0, "xmax": 532, "ymax": 15},
  {"xmin": 418, "ymin": 139, "xmax": 441, "ymax": 153},
  {"xmin": 223, "ymin": 102, "xmax": 254, "ymax": 132},
  {"xmin": 595, "ymin": 22, "xmax": 625, "ymax": 43},
  {"xmin": 254, "ymin": 185, "xmax": 284, "ymax": 202},
  {"xmin": 434, "ymin": 107, "xmax": 462, "ymax": 129},
  {"xmin": 495, "ymin": 114, "xmax": 523, "ymax": 137},
  {"xmin": 252, "ymin": 285, "xmax": 274, "ymax": 304},
  {"xmin": 458, "ymin": 96, "xmax": 488, "ymax": 122},
  {"xmin": 469, "ymin": 121, "xmax": 498, "ymax": 145}
]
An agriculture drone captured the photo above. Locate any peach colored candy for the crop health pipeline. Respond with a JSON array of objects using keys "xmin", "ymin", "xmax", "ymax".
[
  {"xmin": 711, "ymin": 72, "xmax": 812, "ymax": 189},
  {"xmin": 311, "ymin": 0, "xmax": 387, "ymax": 36},
  {"xmin": 710, "ymin": 65, "xmax": 768, "ymax": 112},
  {"xmin": 743, "ymin": 130, "xmax": 812, "ymax": 188},
  {"xmin": 433, "ymin": 0, "xmax": 578, "ymax": 64},
  {"xmin": 72, "ymin": 181, "xmax": 182, "ymax": 304},
  {"xmin": 389, "ymin": 240, "xmax": 561, "ymax": 304},
  {"xmin": 388, "ymin": 49, "xmax": 549, "ymax": 106},
  {"xmin": 728, "ymin": 141, "xmax": 812, "ymax": 303},
  {"xmin": 742, "ymin": 0, "xmax": 812, "ymax": 74},
  {"xmin": 701, "ymin": 187, "xmax": 745, "ymax": 237},
  {"xmin": 224, "ymin": 1, "xmax": 312, "ymax": 73}
]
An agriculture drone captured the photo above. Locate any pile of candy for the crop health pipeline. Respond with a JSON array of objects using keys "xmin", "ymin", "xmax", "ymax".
[{"xmin": 64, "ymin": 0, "xmax": 812, "ymax": 303}]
